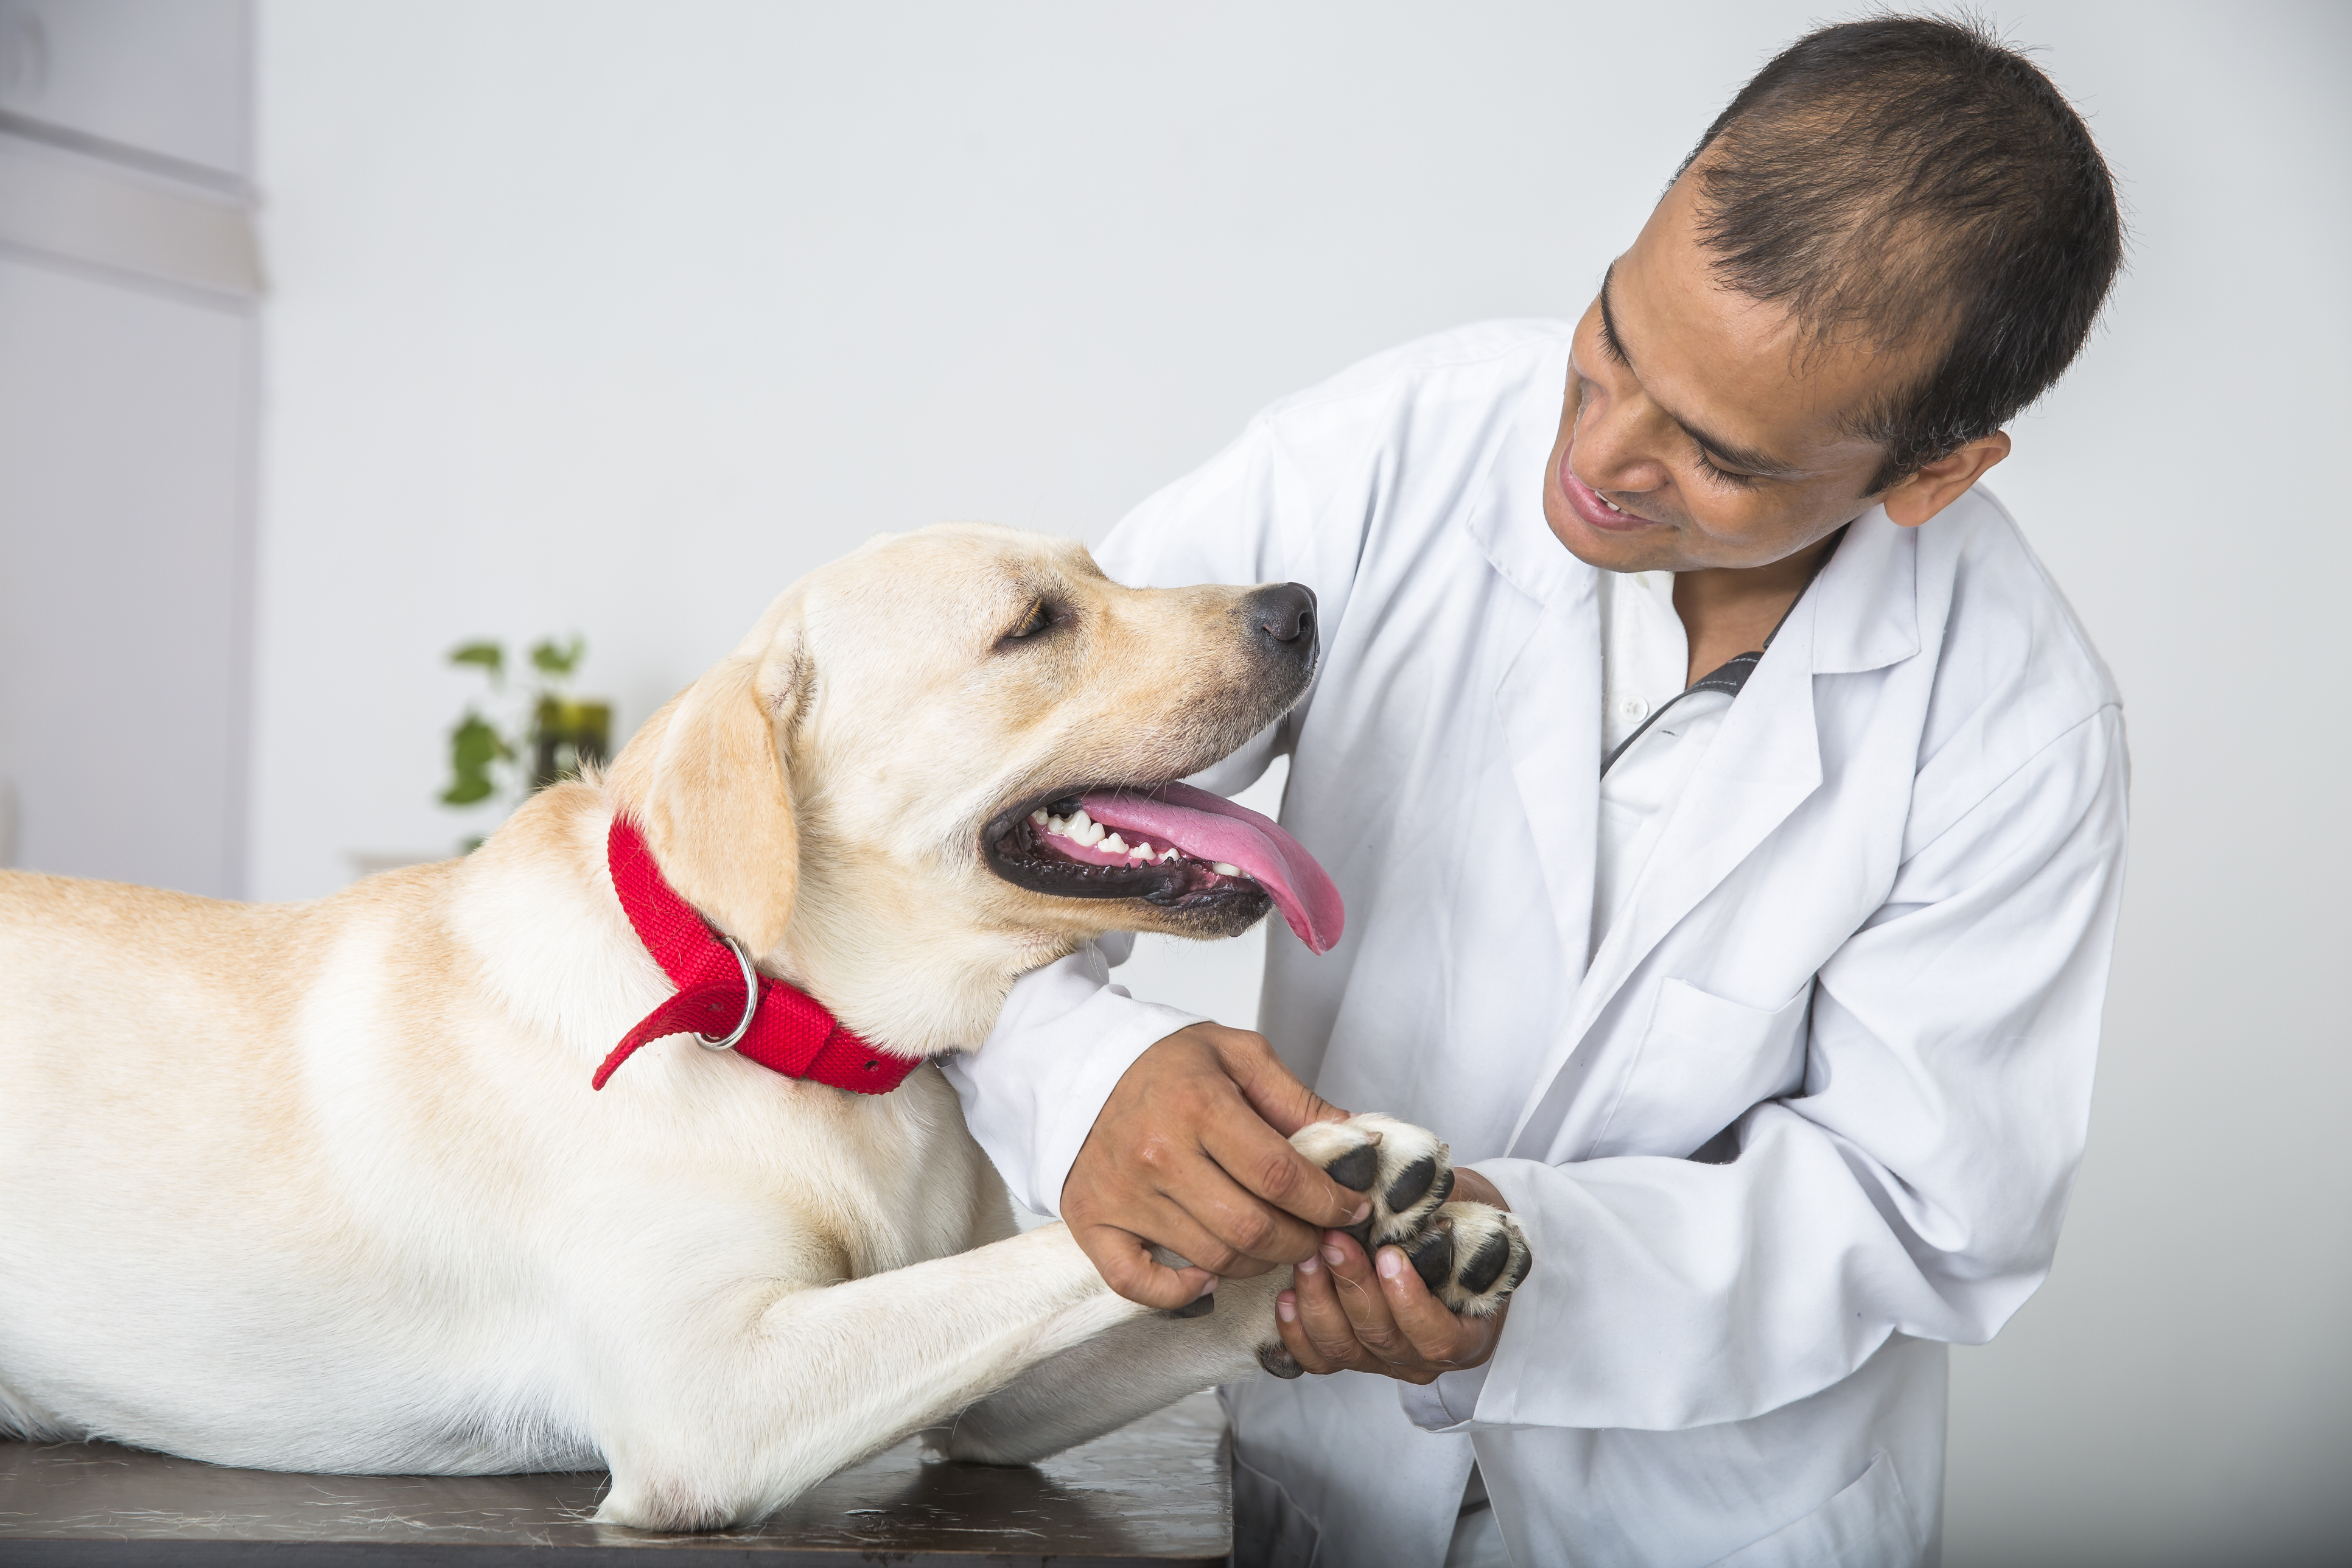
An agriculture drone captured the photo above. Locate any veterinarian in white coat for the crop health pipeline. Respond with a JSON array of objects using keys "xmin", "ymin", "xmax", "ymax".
[{"xmin": 949, "ymin": 21, "xmax": 2129, "ymax": 1567}]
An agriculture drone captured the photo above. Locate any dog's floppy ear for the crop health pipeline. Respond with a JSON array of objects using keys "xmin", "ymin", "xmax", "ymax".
[{"xmin": 612, "ymin": 632, "xmax": 807, "ymax": 957}]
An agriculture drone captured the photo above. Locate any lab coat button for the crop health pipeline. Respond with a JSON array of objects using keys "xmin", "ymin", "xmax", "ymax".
[{"xmin": 1619, "ymin": 696, "xmax": 1648, "ymax": 721}]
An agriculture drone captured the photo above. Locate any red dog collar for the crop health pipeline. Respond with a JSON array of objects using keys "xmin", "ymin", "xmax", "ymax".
[{"xmin": 593, "ymin": 814, "xmax": 920, "ymax": 1095}]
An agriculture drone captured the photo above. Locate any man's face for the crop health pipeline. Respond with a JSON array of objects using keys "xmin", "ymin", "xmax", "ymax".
[{"xmin": 1542, "ymin": 169, "xmax": 1929, "ymax": 573}]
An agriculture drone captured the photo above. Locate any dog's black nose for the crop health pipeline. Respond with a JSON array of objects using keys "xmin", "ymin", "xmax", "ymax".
[{"xmin": 1248, "ymin": 583, "xmax": 1317, "ymax": 648}]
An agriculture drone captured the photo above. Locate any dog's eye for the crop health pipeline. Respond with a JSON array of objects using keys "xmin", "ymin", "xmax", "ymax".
[{"xmin": 1003, "ymin": 600, "xmax": 1052, "ymax": 642}]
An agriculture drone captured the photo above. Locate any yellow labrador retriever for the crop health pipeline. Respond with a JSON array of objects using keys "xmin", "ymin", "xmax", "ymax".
[{"xmin": 0, "ymin": 523, "xmax": 1525, "ymax": 1530}]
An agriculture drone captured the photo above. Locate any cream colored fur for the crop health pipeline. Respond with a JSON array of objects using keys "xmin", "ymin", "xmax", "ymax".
[{"xmin": 0, "ymin": 525, "xmax": 1375, "ymax": 1530}]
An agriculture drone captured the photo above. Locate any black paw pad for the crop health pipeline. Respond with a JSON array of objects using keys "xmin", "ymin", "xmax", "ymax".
[
  {"xmin": 1404, "ymin": 1226, "xmax": 1454, "ymax": 1293},
  {"xmin": 1383, "ymin": 1153, "xmax": 1438, "ymax": 1213},
  {"xmin": 1323, "ymin": 1143, "xmax": 1381, "ymax": 1193},
  {"xmin": 1457, "ymin": 1230, "xmax": 1513, "ymax": 1297}
]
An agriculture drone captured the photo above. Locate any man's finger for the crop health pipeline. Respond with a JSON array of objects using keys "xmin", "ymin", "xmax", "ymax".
[
  {"xmin": 1202, "ymin": 1023, "xmax": 1350, "ymax": 1137},
  {"xmin": 1123, "ymin": 1135, "xmax": 1315, "ymax": 1272},
  {"xmin": 1091, "ymin": 1109, "xmax": 1307, "ymax": 1272},
  {"xmin": 1074, "ymin": 1225, "xmax": 1215, "ymax": 1311},
  {"xmin": 1275, "ymin": 1288, "xmax": 1340, "ymax": 1376},
  {"xmin": 1317, "ymin": 1231, "xmax": 1416, "ymax": 1367},
  {"xmin": 1136, "ymin": 1195, "xmax": 1282, "ymax": 1281},
  {"xmin": 1289, "ymin": 1247, "xmax": 1379, "ymax": 1372},
  {"xmin": 1375, "ymin": 1245, "xmax": 1487, "ymax": 1366},
  {"xmin": 1199, "ymin": 1112, "xmax": 1371, "ymax": 1237}
]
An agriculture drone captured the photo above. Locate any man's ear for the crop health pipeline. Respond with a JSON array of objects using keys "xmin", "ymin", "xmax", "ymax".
[
  {"xmin": 1881, "ymin": 430, "xmax": 2012, "ymax": 528},
  {"xmin": 616, "ymin": 636, "xmax": 807, "ymax": 957}
]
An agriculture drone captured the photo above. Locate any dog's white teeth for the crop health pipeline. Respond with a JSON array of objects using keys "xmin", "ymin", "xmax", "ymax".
[
  {"xmin": 1129, "ymin": 841, "xmax": 1154, "ymax": 860},
  {"xmin": 1213, "ymin": 862, "xmax": 1241, "ymax": 877},
  {"xmin": 1101, "ymin": 833, "xmax": 1129, "ymax": 855},
  {"xmin": 1046, "ymin": 815, "xmax": 1068, "ymax": 836},
  {"xmin": 1031, "ymin": 810, "xmax": 1049, "ymax": 826},
  {"xmin": 1078, "ymin": 821, "xmax": 1106, "ymax": 847},
  {"xmin": 1160, "ymin": 848, "xmax": 1180, "ymax": 863},
  {"xmin": 1066, "ymin": 808, "xmax": 1093, "ymax": 836}
]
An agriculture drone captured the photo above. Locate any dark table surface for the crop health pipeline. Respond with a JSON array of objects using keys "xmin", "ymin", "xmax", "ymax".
[{"xmin": 0, "ymin": 1394, "xmax": 1230, "ymax": 1566}]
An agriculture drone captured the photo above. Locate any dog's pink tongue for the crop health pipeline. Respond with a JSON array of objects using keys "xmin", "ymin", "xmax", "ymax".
[{"xmin": 1079, "ymin": 782, "xmax": 1345, "ymax": 954}]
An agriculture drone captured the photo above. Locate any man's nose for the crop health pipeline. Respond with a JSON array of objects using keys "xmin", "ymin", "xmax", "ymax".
[
  {"xmin": 1246, "ymin": 583, "xmax": 1317, "ymax": 649},
  {"xmin": 1575, "ymin": 387, "xmax": 1672, "ymax": 495}
]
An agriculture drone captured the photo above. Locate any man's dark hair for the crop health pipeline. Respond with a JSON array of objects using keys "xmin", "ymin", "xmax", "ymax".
[{"xmin": 1681, "ymin": 13, "xmax": 2124, "ymax": 491}]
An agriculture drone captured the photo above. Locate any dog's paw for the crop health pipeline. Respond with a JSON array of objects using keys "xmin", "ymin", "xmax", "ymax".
[
  {"xmin": 1290, "ymin": 1112, "xmax": 1455, "ymax": 1250},
  {"xmin": 1396, "ymin": 1200, "xmax": 1531, "ymax": 1318},
  {"xmin": 1254, "ymin": 1338, "xmax": 1305, "ymax": 1379}
]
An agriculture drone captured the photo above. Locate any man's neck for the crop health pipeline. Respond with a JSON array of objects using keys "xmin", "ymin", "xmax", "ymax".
[{"xmin": 1670, "ymin": 533, "xmax": 1839, "ymax": 687}]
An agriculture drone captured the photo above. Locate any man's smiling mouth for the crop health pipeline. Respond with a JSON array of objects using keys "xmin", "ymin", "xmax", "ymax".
[{"xmin": 1560, "ymin": 452, "xmax": 1668, "ymax": 534}]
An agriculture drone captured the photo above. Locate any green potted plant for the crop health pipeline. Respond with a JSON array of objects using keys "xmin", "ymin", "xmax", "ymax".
[{"xmin": 442, "ymin": 637, "xmax": 611, "ymax": 839}]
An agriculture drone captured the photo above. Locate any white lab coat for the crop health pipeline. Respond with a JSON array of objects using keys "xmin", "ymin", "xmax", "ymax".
[{"xmin": 945, "ymin": 321, "xmax": 2129, "ymax": 1567}]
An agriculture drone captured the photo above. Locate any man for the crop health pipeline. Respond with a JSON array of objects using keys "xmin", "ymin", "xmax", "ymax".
[{"xmin": 946, "ymin": 16, "xmax": 2127, "ymax": 1566}]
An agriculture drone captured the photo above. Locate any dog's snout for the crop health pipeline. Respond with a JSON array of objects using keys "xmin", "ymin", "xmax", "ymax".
[{"xmin": 1248, "ymin": 583, "xmax": 1317, "ymax": 650}]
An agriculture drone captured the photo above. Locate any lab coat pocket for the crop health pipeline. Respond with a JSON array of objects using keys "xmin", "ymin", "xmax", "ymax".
[
  {"xmin": 1591, "ymin": 976, "xmax": 1811, "ymax": 1158},
  {"xmin": 1704, "ymin": 1448, "xmax": 1922, "ymax": 1568}
]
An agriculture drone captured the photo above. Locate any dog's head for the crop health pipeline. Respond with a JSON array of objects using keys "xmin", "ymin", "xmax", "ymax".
[{"xmin": 604, "ymin": 523, "xmax": 1337, "ymax": 1050}]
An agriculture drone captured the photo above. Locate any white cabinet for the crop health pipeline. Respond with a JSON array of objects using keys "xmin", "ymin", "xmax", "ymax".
[{"xmin": 0, "ymin": 0, "xmax": 256, "ymax": 896}]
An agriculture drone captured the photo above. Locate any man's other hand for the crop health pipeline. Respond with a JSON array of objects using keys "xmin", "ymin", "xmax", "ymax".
[
  {"xmin": 1062, "ymin": 1021, "xmax": 1374, "ymax": 1310},
  {"xmin": 1275, "ymin": 1220, "xmax": 1507, "ymax": 1385}
]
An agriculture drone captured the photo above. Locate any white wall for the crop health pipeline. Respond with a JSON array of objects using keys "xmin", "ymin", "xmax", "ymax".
[{"xmin": 253, "ymin": 3, "xmax": 2350, "ymax": 1560}]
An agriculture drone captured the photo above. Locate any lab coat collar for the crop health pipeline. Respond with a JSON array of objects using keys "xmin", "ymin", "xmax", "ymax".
[
  {"xmin": 1465, "ymin": 357, "xmax": 1603, "ymax": 981},
  {"xmin": 1807, "ymin": 508, "xmax": 1918, "ymax": 675},
  {"xmin": 1460, "ymin": 353, "xmax": 1581, "ymax": 609},
  {"xmin": 1493, "ymin": 582, "xmax": 1603, "ymax": 982}
]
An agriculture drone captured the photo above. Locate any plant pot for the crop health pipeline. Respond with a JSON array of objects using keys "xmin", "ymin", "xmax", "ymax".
[{"xmin": 531, "ymin": 698, "xmax": 611, "ymax": 791}]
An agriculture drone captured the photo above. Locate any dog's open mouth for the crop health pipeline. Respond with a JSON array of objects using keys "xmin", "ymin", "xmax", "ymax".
[{"xmin": 983, "ymin": 782, "xmax": 1345, "ymax": 954}]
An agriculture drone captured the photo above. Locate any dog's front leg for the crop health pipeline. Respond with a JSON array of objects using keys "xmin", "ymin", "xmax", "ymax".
[
  {"xmin": 931, "ymin": 1262, "xmax": 1292, "ymax": 1466},
  {"xmin": 592, "ymin": 1222, "xmax": 1144, "ymax": 1531}
]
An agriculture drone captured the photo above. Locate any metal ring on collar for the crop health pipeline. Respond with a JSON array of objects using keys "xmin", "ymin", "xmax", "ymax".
[{"xmin": 696, "ymin": 935, "xmax": 759, "ymax": 1052}]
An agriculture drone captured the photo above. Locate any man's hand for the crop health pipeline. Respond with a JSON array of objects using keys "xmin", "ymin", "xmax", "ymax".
[
  {"xmin": 1274, "ymin": 1169, "xmax": 1511, "ymax": 1384},
  {"xmin": 1062, "ymin": 1021, "xmax": 1374, "ymax": 1310}
]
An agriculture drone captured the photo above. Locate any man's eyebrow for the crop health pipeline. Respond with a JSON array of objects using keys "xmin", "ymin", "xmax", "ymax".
[{"xmin": 1596, "ymin": 262, "xmax": 1808, "ymax": 481}]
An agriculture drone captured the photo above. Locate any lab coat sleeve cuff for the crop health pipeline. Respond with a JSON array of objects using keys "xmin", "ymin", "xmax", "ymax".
[
  {"xmin": 938, "ymin": 945, "xmax": 1205, "ymax": 1218},
  {"xmin": 1401, "ymin": 1365, "xmax": 1494, "ymax": 1433}
]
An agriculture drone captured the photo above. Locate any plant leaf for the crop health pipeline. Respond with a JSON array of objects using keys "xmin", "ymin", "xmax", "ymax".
[
  {"xmin": 530, "ymin": 635, "xmax": 584, "ymax": 678},
  {"xmin": 443, "ymin": 712, "xmax": 506, "ymax": 806},
  {"xmin": 449, "ymin": 642, "xmax": 504, "ymax": 677}
]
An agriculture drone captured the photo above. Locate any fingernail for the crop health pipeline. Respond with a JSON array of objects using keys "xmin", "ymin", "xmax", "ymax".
[
  {"xmin": 1377, "ymin": 1248, "xmax": 1402, "ymax": 1280},
  {"xmin": 1278, "ymin": 1299, "xmax": 1297, "ymax": 1323},
  {"xmin": 1297, "ymin": 1253, "xmax": 1320, "ymax": 1276},
  {"xmin": 1351, "ymin": 1202, "xmax": 1371, "ymax": 1222},
  {"xmin": 1321, "ymin": 1245, "xmax": 1346, "ymax": 1267},
  {"xmin": 1195, "ymin": 1277, "xmax": 1217, "ymax": 1297}
]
